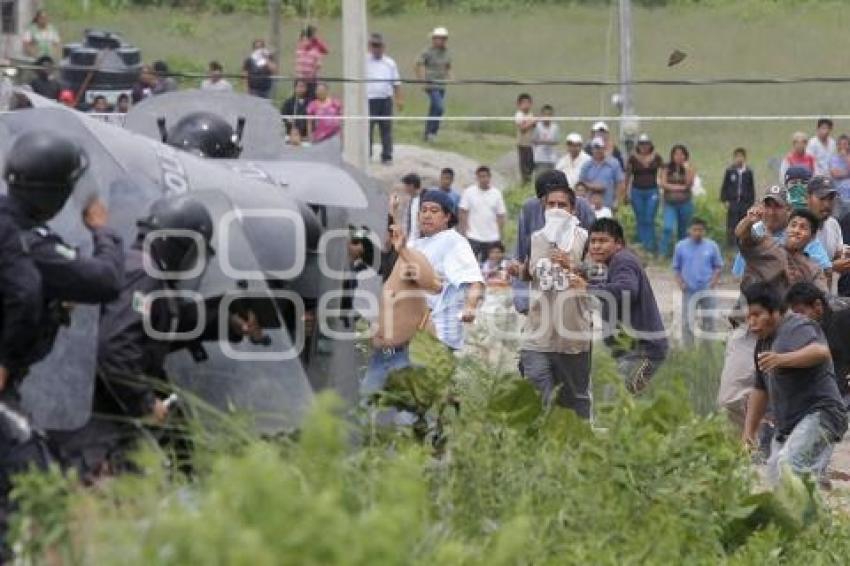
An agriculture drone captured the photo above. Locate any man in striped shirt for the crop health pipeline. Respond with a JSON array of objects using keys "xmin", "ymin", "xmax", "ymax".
[{"xmin": 294, "ymin": 25, "xmax": 329, "ymax": 101}]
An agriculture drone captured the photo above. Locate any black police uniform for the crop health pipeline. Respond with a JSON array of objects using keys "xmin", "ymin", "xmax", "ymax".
[{"xmin": 0, "ymin": 196, "xmax": 43, "ymax": 381}]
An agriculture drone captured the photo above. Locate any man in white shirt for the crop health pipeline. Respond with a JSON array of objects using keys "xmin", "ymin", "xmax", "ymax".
[
  {"xmin": 410, "ymin": 190, "xmax": 484, "ymax": 351},
  {"xmin": 459, "ymin": 165, "xmax": 507, "ymax": 262},
  {"xmin": 394, "ymin": 173, "xmax": 423, "ymax": 241},
  {"xmin": 366, "ymin": 33, "xmax": 403, "ymax": 165},
  {"xmin": 807, "ymin": 118, "xmax": 837, "ymax": 177},
  {"xmin": 807, "ymin": 178, "xmax": 849, "ymax": 288},
  {"xmin": 556, "ymin": 132, "xmax": 591, "ymax": 189},
  {"xmin": 200, "ymin": 61, "xmax": 234, "ymax": 92}
]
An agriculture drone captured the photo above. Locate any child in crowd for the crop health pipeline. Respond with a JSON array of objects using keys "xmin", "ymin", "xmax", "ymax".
[
  {"xmin": 481, "ymin": 242, "xmax": 512, "ymax": 288},
  {"xmin": 532, "ymin": 105, "xmax": 560, "ymax": 177},
  {"xmin": 589, "ymin": 192, "xmax": 612, "ymax": 219},
  {"xmin": 514, "ymin": 93, "xmax": 536, "ymax": 185}
]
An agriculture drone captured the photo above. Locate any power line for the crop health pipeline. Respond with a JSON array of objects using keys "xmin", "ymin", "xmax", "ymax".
[{"xmin": 16, "ymin": 62, "xmax": 850, "ymax": 87}]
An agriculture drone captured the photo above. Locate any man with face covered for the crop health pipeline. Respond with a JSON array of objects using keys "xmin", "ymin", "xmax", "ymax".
[{"xmin": 518, "ymin": 181, "xmax": 592, "ymax": 418}]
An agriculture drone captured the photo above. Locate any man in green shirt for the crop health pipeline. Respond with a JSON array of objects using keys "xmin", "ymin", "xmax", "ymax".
[{"xmin": 415, "ymin": 27, "xmax": 452, "ymax": 142}]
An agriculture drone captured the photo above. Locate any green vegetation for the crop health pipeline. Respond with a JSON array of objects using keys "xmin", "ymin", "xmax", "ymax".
[{"xmin": 10, "ymin": 340, "xmax": 850, "ymax": 564}]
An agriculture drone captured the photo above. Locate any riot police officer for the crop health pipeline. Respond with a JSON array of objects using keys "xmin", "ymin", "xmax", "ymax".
[
  {"xmin": 162, "ymin": 111, "xmax": 243, "ymax": 159},
  {"xmin": 0, "ymin": 129, "xmax": 124, "ymax": 557},
  {"xmin": 59, "ymin": 195, "xmax": 262, "ymax": 477}
]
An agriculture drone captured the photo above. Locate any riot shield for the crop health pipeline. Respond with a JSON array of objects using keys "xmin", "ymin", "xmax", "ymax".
[{"xmin": 162, "ymin": 189, "xmax": 314, "ymax": 433}]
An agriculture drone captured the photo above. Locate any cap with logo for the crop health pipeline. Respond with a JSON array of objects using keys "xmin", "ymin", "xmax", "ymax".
[
  {"xmin": 637, "ymin": 133, "xmax": 652, "ymax": 144},
  {"xmin": 762, "ymin": 185, "xmax": 789, "ymax": 206},
  {"xmin": 369, "ymin": 33, "xmax": 384, "ymax": 45},
  {"xmin": 592, "ymin": 121, "xmax": 609, "ymax": 133},
  {"xmin": 590, "ymin": 137, "xmax": 606, "ymax": 149},
  {"xmin": 565, "ymin": 132, "xmax": 583, "ymax": 145},
  {"xmin": 431, "ymin": 27, "xmax": 449, "ymax": 38}
]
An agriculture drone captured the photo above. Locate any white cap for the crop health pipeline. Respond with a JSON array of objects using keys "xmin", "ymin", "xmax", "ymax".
[
  {"xmin": 590, "ymin": 137, "xmax": 606, "ymax": 148},
  {"xmin": 431, "ymin": 27, "xmax": 449, "ymax": 38},
  {"xmin": 592, "ymin": 121, "xmax": 609, "ymax": 132},
  {"xmin": 565, "ymin": 132, "xmax": 583, "ymax": 145}
]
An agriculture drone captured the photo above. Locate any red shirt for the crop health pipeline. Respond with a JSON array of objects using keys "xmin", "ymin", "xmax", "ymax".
[
  {"xmin": 784, "ymin": 151, "xmax": 815, "ymax": 174},
  {"xmin": 295, "ymin": 38, "xmax": 328, "ymax": 79}
]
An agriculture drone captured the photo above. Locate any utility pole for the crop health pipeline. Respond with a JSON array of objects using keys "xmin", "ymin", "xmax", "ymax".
[
  {"xmin": 342, "ymin": 0, "xmax": 369, "ymax": 170},
  {"xmin": 268, "ymin": 0, "xmax": 282, "ymax": 97},
  {"xmin": 618, "ymin": 0, "xmax": 638, "ymax": 152}
]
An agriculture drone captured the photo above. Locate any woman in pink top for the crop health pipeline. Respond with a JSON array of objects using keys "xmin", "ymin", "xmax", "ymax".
[{"xmin": 307, "ymin": 83, "xmax": 342, "ymax": 142}]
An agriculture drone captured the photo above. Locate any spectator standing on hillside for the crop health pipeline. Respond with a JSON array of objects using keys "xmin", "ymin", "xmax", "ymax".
[
  {"xmin": 720, "ymin": 147, "xmax": 755, "ymax": 248},
  {"xmin": 514, "ymin": 93, "xmax": 536, "ymax": 184},
  {"xmin": 573, "ymin": 218, "xmax": 668, "ymax": 394},
  {"xmin": 532, "ymin": 105, "xmax": 560, "ymax": 177},
  {"xmin": 780, "ymin": 132, "xmax": 816, "ymax": 183},
  {"xmin": 394, "ymin": 173, "xmax": 424, "ymax": 241},
  {"xmin": 673, "ymin": 218, "xmax": 723, "ymax": 345},
  {"xmin": 22, "ymin": 10, "xmax": 60, "ymax": 59},
  {"xmin": 281, "ymin": 80, "xmax": 310, "ymax": 139},
  {"xmin": 519, "ymin": 183, "xmax": 593, "ymax": 418},
  {"xmin": 659, "ymin": 144, "xmax": 696, "ymax": 258},
  {"xmin": 579, "ymin": 137, "xmax": 625, "ymax": 212},
  {"xmin": 742, "ymin": 282, "xmax": 846, "ymax": 486},
  {"xmin": 306, "ymin": 83, "xmax": 342, "ymax": 142},
  {"xmin": 131, "ymin": 64, "xmax": 158, "ymax": 104},
  {"xmin": 152, "ymin": 61, "xmax": 178, "ymax": 93},
  {"xmin": 584, "ymin": 122, "xmax": 624, "ymax": 170},
  {"xmin": 807, "ymin": 118, "xmax": 836, "ymax": 177},
  {"xmin": 29, "ymin": 56, "xmax": 60, "ymax": 100},
  {"xmin": 829, "ymin": 134, "xmax": 850, "ymax": 219},
  {"xmin": 428, "ymin": 167, "xmax": 460, "ymax": 211},
  {"xmin": 415, "ymin": 27, "xmax": 452, "ymax": 143},
  {"xmin": 626, "ymin": 134, "xmax": 664, "ymax": 254},
  {"xmin": 295, "ymin": 25, "xmax": 329, "ymax": 101},
  {"xmin": 366, "ymin": 33, "xmax": 403, "ymax": 165},
  {"xmin": 556, "ymin": 133, "xmax": 591, "ymax": 189},
  {"xmin": 787, "ymin": 282, "xmax": 850, "ymax": 405},
  {"xmin": 201, "ymin": 61, "xmax": 233, "ymax": 92},
  {"xmin": 459, "ymin": 166, "xmax": 507, "ymax": 263},
  {"xmin": 243, "ymin": 39, "xmax": 277, "ymax": 99}
]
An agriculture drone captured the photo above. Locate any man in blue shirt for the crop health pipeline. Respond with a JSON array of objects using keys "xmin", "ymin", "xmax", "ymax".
[
  {"xmin": 428, "ymin": 167, "xmax": 460, "ymax": 211},
  {"xmin": 673, "ymin": 217, "xmax": 723, "ymax": 345},
  {"xmin": 578, "ymin": 137, "xmax": 625, "ymax": 210}
]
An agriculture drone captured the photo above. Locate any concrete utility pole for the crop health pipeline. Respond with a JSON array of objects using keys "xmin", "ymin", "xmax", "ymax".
[
  {"xmin": 268, "ymin": 0, "xmax": 282, "ymax": 63},
  {"xmin": 618, "ymin": 0, "xmax": 638, "ymax": 152},
  {"xmin": 342, "ymin": 0, "xmax": 369, "ymax": 170}
]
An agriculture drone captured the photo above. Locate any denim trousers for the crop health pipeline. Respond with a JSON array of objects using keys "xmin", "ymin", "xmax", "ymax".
[
  {"xmin": 425, "ymin": 88, "xmax": 446, "ymax": 136},
  {"xmin": 660, "ymin": 200, "xmax": 694, "ymax": 257},
  {"xmin": 368, "ymin": 97, "xmax": 393, "ymax": 162},
  {"xmin": 766, "ymin": 411, "xmax": 834, "ymax": 486},
  {"xmin": 681, "ymin": 290, "xmax": 716, "ymax": 345},
  {"xmin": 361, "ymin": 346, "xmax": 410, "ymax": 398},
  {"xmin": 630, "ymin": 187, "xmax": 659, "ymax": 253}
]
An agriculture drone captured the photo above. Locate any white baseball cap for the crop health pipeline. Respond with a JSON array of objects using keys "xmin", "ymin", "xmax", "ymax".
[
  {"xmin": 592, "ymin": 121, "xmax": 609, "ymax": 132},
  {"xmin": 590, "ymin": 137, "xmax": 606, "ymax": 149},
  {"xmin": 565, "ymin": 132, "xmax": 583, "ymax": 145},
  {"xmin": 431, "ymin": 27, "xmax": 449, "ymax": 38}
]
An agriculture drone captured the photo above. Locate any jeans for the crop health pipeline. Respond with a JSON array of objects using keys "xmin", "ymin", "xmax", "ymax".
[
  {"xmin": 681, "ymin": 290, "xmax": 716, "ymax": 345},
  {"xmin": 766, "ymin": 411, "xmax": 834, "ymax": 486},
  {"xmin": 368, "ymin": 97, "xmax": 393, "ymax": 162},
  {"xmin": 660, "ymin": 200, "xmax": 694, "ymax": 257},
  {"xmin": 630, "ymin": 187, "xmax": 659, "ymax": 253},
  {"xmin": 520, "ymin": 350, "xmax": 591, "ymax": 419},
  {"xmin": 361, "ymin": 346, "xmax": 410, "ymax": 398},
  {"xmin": 425, "ymin": 88, "xmax": 446, "ymax": 136}
]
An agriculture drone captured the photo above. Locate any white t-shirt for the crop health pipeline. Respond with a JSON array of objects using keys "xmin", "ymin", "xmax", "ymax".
[
  {"xmin": 807, "ymin": 136, "xmax": 837, "ymax": 177},
  {"xmin": 200, "ymin": 78, "xmax": 234, "ymax": 92},
  {"xmin": 532, "ymin": 122, "xmax": 561, "ymax": 165},
  {"xmin": 407, "ymin": 194, "xmax": 421, "ymax": 240},
  {"xmin": 459, "ymin": 185, "xmax": 507, "ymax": 242},
  {"xmin": 409, "ymin": 229, "xmax": 483, "ymax": 350},
  {"xmin": 594, "ymin": 206, "xmax": 613, "ymax": 219},
  {"xmin": 555, "ymin": 151, "xmax": 591, "ymax": 189},
  {"xmin": 365, "ymin": 54, "xmax": 401, "ymax": 99},
  {"xmin": 817, "ymin": 216, "xmax": 844, "ymax": 261}
]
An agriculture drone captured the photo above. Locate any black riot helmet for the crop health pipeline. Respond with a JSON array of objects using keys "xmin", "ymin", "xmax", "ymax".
[
  {"xmin": 137, "ymin": 195, "xmax": 215, "ymax": 275},
  {"xmin": 163, "ymin": 112, "xmax": 243, "ymax": 159},
  {"xmin": 4, "ymin": 130, "xmax": 88, "ymax": 222}
]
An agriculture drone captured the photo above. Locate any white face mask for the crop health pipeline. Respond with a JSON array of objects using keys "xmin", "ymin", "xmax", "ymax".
[{"xmin": 542, "ymin": 208, "xmax": 576, "ymax": 247}]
